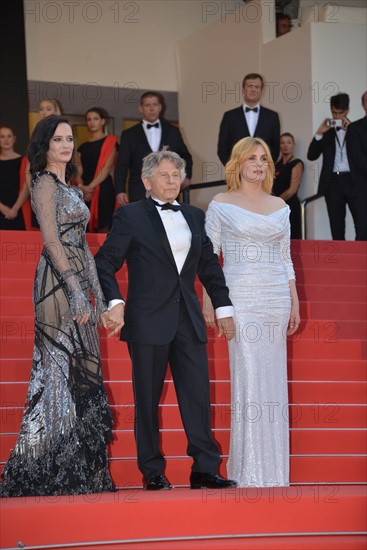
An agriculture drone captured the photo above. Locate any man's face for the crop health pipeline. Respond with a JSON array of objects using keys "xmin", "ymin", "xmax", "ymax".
[
  {"xmin": 139, "ymin": 96, "xmax": 162, "ymax": 123},
  {"xmin": 243, "ymin": 78, "xmax": 263, "ymax": 106},
  {"xmin": 331, "ymin": 107, "xmax": 349, "ymax": 120},
  {"xmin": 143, "ymin": 160, "xmax": 182, "ymax": 203}
]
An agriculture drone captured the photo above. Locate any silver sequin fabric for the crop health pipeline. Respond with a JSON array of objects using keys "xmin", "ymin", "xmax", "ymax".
[
  {"xmin": 206, "ymin": 201, "xmax": 295, "ymax": 487},
  {"xmin": 0, "ymin": 171, "xmax": 115, "ymax": 497}
]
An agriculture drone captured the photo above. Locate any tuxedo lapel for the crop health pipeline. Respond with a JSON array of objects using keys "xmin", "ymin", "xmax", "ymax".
[
  {"xmin": 237, "ymin": 107, "xmax": 250, "ymax": 136},
  {"xmin": 138, "ymin": 122, "xmax": 153, "ymax": 152},
  {"xmin": 145, "ymin": 199, "xmax": 177, "ymax": 269},
  {"xmin": 327, "ymin": 129, "xmax": 337, "ymax": 158},
  {"xmin": 159, "ymin": 120, "xmax": 168, "ymax": 149},
  {"xmin": 254, "ymin": 107, "xmax": 267, "ymax": 137},
  {"xmin": 180, "ymin": 207, "xmax": 198, "ymax": 272}
]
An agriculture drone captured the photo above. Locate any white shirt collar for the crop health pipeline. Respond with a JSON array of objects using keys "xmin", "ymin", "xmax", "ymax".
[
  {"xmin": 151, "ymin": 195, "xmax": 179, "ymax": 206},
  {"xmin": 243, "ymin": 103, "xmax": 260, "ymax": 111},
  {"xmin": 142, "ymin": 119, "xmax": 160, "ymax": 127}
]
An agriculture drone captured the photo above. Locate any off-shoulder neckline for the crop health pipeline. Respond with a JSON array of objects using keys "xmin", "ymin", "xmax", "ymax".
[{"xmin": 211, "ymin": 200, "xmax": 288, "ymax": 217}]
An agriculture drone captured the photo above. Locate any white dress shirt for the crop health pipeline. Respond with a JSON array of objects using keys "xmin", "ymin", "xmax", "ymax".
[
  {"xmin": 109, "ymin": 196, "xmax": 234, "ymax": 320},
  {"xmin": 314, "ymin": 129, "xmax": 350, "ymax": 173},
  {"xmin": 333, "ymin": 128, "xmax": 350, "ymax": 172},
  {"xmin": 142, "ymin": 119, "xmax": 161, "ymax": 152},
  {"xmin": 243, "ymin": 103, "xmax": 260, "ymax": 137}
]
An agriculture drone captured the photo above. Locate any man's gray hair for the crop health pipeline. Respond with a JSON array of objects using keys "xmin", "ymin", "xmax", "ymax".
[{"xmin": 142, "ymin": 147, "xmax": 186, "ymax": 183}]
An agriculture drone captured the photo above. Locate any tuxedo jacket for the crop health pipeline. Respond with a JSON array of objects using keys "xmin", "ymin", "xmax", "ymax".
[
  {"xmin": 307, "ymin": 128, "xmax": 365, "ymax": 196},
  {"xmin": 95, "ymin": 198, "xmax": 232, "ymax": 345},
  {"xmin": 217, "ymin": 105, "xmax": 280, "ymax": 165},
  {"xmin": 114, "ymin": 120, "xmax": 193, "ymax": 202},
  {"xmin": 346, "ymin": 117, "xmax": 367, "ymax": 196}
]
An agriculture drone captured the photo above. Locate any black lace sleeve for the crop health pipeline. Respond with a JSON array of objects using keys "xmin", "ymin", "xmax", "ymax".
[{"xmin": 31, "ymin": 172, "xmax": 91, "ymax": 318}]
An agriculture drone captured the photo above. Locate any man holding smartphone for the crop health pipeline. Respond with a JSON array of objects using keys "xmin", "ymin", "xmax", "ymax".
[{"xmin": 307, "ymin": 92, "xmax": 363, "ymax": 240}]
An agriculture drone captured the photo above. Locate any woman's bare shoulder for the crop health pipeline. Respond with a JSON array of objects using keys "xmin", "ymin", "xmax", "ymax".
[
  {"xmin": 212, "ymin": 192, "xmax": 230, "ymax": 203},
  {"xmin": 269, "ymin": 195, "xmax": 286, "ymax": 208}
]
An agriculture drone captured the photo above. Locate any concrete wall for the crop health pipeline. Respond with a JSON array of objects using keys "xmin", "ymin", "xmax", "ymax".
[
  {"xmin": 177, "ymin": 1, "xmax": 366, "ymax": 239},
  {"xmin": 24, "ymin": 0, "xmax": 241, "ymax": 92}
]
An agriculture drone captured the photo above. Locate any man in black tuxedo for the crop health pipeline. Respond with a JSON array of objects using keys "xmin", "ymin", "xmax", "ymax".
[
  {"xmin": 115, "ymin": 91, "xmax": 193, "ymax": 205},
  {"xmin": 346, "ymin": 91, "xmax": 367, "ymax": 240},
  {"xmin": 307, "ymin": 92, "xmax": 366, "ymax": 240},
  {"xmin": 95, "ymin": 149, "xmax": 236, "ymax": 491},
  {"xmin": 218, "ymin": 73, "xmax": 280, "ymax": 165}
]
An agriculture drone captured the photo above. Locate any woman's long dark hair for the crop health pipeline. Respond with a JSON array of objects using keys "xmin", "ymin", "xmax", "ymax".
[{"xmin": 28, "ymin": 115, "xmax": 76, "ymax": 182}]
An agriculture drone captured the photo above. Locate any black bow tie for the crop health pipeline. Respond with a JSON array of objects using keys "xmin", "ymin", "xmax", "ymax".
[
  {"xmin": 245, "ymin": 107, "xmax": 258, "ymax": 113},
  {"xmin": 152, "ymin": 199, "xmax": 181, "ymax": 212},
  {"xmin": 336, "ymin": 127, "xmax": 344, "ymax": 131},
  {"xmin": 147, "ymin": 123, "xmax": 159, "ymax": 129}
]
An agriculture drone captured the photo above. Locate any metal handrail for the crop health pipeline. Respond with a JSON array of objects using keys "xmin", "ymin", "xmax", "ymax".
[{"xmin": 300, "ymin": 194, "xmax": 323, "ymax": 240}]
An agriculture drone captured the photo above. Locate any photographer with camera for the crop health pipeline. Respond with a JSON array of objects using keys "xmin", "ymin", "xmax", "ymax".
[{"xmin": 307, "ymin": 92, "xmax": 364, "ymax": 240}]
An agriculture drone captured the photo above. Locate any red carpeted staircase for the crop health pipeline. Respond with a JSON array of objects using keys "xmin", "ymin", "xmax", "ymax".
[{"xmin": 0, "ymin": 231, "xmax": 366, "ymax": 549}]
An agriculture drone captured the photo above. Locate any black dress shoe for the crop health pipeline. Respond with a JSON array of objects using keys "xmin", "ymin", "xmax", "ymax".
[
  {"xmin": 190, "ymin": 471, "xmax": 237, "ymax": 489},
  {"xmin": 143, "ymin": 474, "xmax": 172, "ymax": 491}
]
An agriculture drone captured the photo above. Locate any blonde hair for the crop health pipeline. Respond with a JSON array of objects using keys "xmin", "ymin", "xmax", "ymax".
[
  {"xmin": 39, "ymin": 99, "xmax": 63, "ymax": 115},
  {"xmin": 225, "ymin": 137, "xmax": 274, "ymax": 194}
]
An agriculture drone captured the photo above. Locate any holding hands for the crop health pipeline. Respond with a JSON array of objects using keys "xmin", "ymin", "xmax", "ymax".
[
  {"xmin": 0, "ymin": 203, "xmax": 19, "ymax": 220},
  {"xmin": 100, "ymin": 303, "xmax": 125, "ymax": 337},
  {"xmin": 79, "ymin": 184, "xmax": 94, "ymax": 202}
]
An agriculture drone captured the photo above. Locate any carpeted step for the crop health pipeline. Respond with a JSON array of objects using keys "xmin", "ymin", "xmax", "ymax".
[
  {"xmin": 1, "ymin": 356, "xmax": 366, "ymax": 384},
  {"xmin": 1, "ymin": 403, "xmax": 366, "ymax": 433},
  {"xmin": 1, "ymin": 379, "xmax": 366, "ymax": 408},
  {"xmin": 2, "ymin": 331, "xmax": 364, "ymax": 360},
  {"xmin": 1, "ymin": 428, "xmax": 366, "ymax": 464}
]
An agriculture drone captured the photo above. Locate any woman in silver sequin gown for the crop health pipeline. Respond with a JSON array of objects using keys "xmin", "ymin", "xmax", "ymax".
[
  {"xmin": 0, "ymin": 116, "xmax": 115, "ymax": 497},
  {"xmin": 204, "ymin": 137, "xmax": 300, "ymax": 488}
]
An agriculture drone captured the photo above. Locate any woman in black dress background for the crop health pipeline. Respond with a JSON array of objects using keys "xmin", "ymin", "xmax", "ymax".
[
  {"xmin": 77, "ymin": 108, "xmax": 117, "ymax": 233},
  {"xmin": 274, "ymin": 133, "xmax": 304, "ymax": 239},
  {"xmin": 0, "ymin": 126, "xmax": 30, "ymax": 230}
]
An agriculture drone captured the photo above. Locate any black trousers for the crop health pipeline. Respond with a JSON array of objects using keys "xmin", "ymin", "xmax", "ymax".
[
  {"xmin": 128, "ymin": 300, "xmax": 220, "ymax": 478},
  {"xmin": 325, "ymin": 173, "xmax": 367, "ymax": 240}
]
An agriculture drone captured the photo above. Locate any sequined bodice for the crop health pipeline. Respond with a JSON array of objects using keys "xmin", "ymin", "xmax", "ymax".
[
  {"xmin": 32, "ymin": 171, "xmax": 90, "ymax": 248},
  {"xmin": 206, "ymin": 201, "xmax": 295, "ymax": 284}
]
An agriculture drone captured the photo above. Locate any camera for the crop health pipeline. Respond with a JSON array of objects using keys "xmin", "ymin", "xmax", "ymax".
[{"xmin": 327, "ymin": 119, "xmax": 343, "ymax": 127}]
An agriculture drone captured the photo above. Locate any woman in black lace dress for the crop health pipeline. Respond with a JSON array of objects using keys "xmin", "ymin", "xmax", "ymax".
[{"xmin": 0, "ymin": 115, "xmax": 115, "ymax": 497}]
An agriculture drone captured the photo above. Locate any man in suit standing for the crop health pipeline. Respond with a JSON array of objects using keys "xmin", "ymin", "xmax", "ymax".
[
  {"xmin": 307, "ymin": 92, "xmax": 365, "ymax": 240},
  {"xmin": 95, "ymin": 148, "xmax": 237, "ymax": 491},
  {"xmin": 115, "ymin": 91, "xmax": 193, "ymax": 205},
  {"xmin": 218, "ymin": 73, "xmax": 280, "ymax": 165},
  {"xmin": 346, "ymin": 91, "xmax": 367, "ymax": 240}
]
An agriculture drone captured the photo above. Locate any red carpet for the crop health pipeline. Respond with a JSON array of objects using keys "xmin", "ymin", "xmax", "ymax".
[{"xmin": 0, "ymin": 231, "xmax": 366, "ymax": 549}]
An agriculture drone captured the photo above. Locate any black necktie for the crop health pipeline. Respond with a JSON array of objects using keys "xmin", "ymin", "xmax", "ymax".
[
  {"xmin": 147, "ymin": 123, "xmax": 159, "ymax": 129},
  {"xmin": 245, "ymin": 107, "xmax": 258, "ymax": 113},
  {"xmin": 152, "ymin": 199, "xmax": 181, "ymax": 212}
]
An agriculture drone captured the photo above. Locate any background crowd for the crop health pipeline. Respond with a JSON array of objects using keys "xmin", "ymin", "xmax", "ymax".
[{"xmin": 1, "ymin": 80, "xmax": 366, "ymax": 240}]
